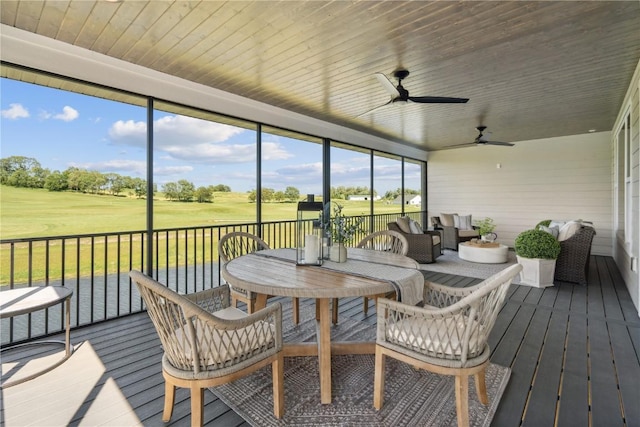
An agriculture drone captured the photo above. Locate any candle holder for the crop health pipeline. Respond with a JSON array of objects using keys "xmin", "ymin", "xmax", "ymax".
[{"xmin": 296, "ymin": 194, "xmax": 324, "ymax": 266}]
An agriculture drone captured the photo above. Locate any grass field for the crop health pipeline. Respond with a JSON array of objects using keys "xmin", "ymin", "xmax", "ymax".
[
  {"xmin": 0, "ymin": 186, "xmax": 408, "ymax": 239},
  {"xmin": 1, "ymin": 186, "xmax": 418, "ymax": 284}
]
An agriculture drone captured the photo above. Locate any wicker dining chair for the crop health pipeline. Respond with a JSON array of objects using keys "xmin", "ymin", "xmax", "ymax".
[
  {"xmin": 373, "ymin": 264, "xmax": 522, "ymax": 427},
  {"xmin": 130, "ymin": 270, "xmax": 284, "ymax": 427},
  {"xmin": 219, "ymin": 231, "xmax": 300, "ymax": 323},
  {"xmin": 332, "ymin": 230, "xmax": 409, "ymax": 324}
]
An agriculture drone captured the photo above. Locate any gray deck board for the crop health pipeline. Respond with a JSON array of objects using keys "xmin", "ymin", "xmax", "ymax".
[{"xmin": 1, "ymin": 255, "xmax": 638, "ymax": 427}]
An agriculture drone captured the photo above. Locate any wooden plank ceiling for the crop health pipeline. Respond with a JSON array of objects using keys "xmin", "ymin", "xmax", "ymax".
[{"xmin": 1, "ymin": 1, "xmax": 639, "ymax": 151}]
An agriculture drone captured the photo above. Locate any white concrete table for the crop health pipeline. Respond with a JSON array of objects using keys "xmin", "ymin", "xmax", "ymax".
[
  {"xmin": 458, "ymin": 242, "xmax": 509, "ymax": 264},
  {"xmin": 0, "ymin": 286, "xmax": 73, "ymax": 387}
]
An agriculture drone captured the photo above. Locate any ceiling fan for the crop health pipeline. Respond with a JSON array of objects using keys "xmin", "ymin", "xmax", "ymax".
[
  {"xmin": 442, "ymin": 126, "xmax": 515, "ymax": 149},
  {"xmin": 357, "ymin": 69, "xmax": 469, "ymax": 117}
]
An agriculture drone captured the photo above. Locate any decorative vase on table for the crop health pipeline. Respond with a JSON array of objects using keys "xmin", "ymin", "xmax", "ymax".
[{"xmin": 330, "ymin": 243, "xmax": 347, "ymax": 263}]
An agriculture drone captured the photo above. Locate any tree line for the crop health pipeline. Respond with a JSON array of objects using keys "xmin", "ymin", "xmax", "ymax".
[{"xmin": 1, "ymin": 155, "xmax": 419, "ymax": 203}]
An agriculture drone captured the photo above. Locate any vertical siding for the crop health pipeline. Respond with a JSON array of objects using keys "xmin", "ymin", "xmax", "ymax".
[{"xmin": 427, "ymin": 132, "xmax": 612, "ymax": 255}]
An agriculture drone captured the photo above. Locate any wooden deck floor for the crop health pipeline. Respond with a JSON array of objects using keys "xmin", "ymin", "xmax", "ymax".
[{"xmin": 1, "ymin": 255, "xmax": 638, "ymax": 426}]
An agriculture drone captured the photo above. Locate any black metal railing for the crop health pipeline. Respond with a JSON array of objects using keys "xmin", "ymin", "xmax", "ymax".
[{"xmin": 0, "ymin": 211, "xmax": 423, "ymax": 346}]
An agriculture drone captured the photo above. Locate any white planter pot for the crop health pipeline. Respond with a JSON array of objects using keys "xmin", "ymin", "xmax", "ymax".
[
  {"xmin": 330, "ymin": 244, "xmax": 347, "ymax": 263},
  {"xmin": 516, "ymin": 256, "xmax": 556, "ymax": 288}
]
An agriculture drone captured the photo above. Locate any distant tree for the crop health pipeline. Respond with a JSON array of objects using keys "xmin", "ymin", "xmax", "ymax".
[
  {"xmin": 163, "ymin": 182, "xmax": 179, "ymax": 201},
  {"xmin": 261, "ymin": 187, "xmax": 275, "ymax": 202},
  {"xmin": 195, "ymin": 186, "xmax": 214, "ymax": 203},
  {"xmin": 44, "ymin": 170, "xmax": 69, "ymax": 191},
  {"xmin": 247, "ymin": 189, "xmax": 257, "ymax": 203},
  {"xmin": 176, "ymin": 179, "xmax": 195, "ymax": 202},
  {"xmin": 0, "ymin": 156, "xmax": 49, "ymax": 188},
  {"xmin": 284, "ymin": 186, "xmax": 300, "ymax": 202},
  {"xmin": 274, "ymin": 191, "xmax": 285, "ymax": 202},
  {"xmin": 132, "ymin": 178, "xmax": 147, "ymax": 198},
  {"xmin": 211, "ymin": 184, "xmax": 231, "ymax": 192}
]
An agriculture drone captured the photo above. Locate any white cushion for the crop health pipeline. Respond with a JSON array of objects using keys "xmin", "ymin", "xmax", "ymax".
[
  {"xmin": 409, "ymin": 219, "xmax": 423, "ymax": 234},
  {"xmin": 539, "ymin": 225, "xmax": 559, "ymax": 239},
  {"xmin": 456, "ymin": 214, "xmax": 473, "ymax": 230},
  {"xmin": 558, "ymin": 221, "xmax": 582, "ymax": 241},
  {"xmin": 396, "ymin": 216, "xmax": 412, "ymax": 233},
  {"xmin": 549, "ymin": 220, "xmax": 567, "ymax": 230},
  {"xmin": 432, "ymin": 235, "xmax": 441, "ymax": 245},
  {"xmin": 440, "ymin": 213, "xmax": 456, "ymax": 227}
]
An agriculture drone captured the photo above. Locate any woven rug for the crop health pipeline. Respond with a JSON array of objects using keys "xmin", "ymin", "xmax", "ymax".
[
  {"xmin": 420, "ymin": 249, "xmax": 520, "ymax": 284},
  {"xmin": 209, "ymin": 303, "xmax": 511, "ymax": 427}
]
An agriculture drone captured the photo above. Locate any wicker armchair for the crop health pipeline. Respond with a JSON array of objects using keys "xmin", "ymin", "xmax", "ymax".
[
  {"xmin": 554, "ymin": 226, "xmax": 596, "ymax": 285},
  {"xmin": 219, "ymin": 232, "xmax": 300, "ymax": 323},
  {"xmin": 430, "ymin": 216, "xmax": 479, "ymax": 250},
  {"xmin": 129, "ymin": 270, "xmax": 284, "ymax": 427},
  {"xmin": 388, "ymin": 222, "xmax": 442, "ymax": 263},
  {"xmin": 373, "ymin": 264, "xmax": 522, "ymax": 427}
]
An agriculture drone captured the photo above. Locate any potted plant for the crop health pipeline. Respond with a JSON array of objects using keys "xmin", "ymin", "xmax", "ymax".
[
  {"xmin": 474, "ymin": 217, "xmax": 497, "ymax": 242},
  {"xmin": 514, "ymin": 229, "xmax": 561, "ymax": 288},
  {"xmin": 325, "ymin": 202, "xmax": 364, "ymax": 262}
]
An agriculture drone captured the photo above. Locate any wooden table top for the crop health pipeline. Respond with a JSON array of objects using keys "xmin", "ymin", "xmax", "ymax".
[{"xmin": 222, "ymin": 247, "xmax": 422, "ymax": 300}]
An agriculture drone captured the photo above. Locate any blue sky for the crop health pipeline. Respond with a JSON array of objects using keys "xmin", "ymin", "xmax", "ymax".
[{"xmin": 1, "ymin": 78, "xmax": 418, "ymax": 194}]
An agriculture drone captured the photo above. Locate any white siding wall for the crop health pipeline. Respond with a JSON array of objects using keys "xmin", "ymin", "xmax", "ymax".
[{"xmin": 427, "ymin": 132, "xmax": 612, "ymax": 256}]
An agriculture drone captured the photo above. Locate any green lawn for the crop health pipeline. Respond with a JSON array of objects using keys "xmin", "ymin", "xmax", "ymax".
[
  {"xmin": 0, "ymin": 186, "xmax": 418, "ymax": 284},
  {"xmin": 0, "ymin": 186, "xmax": 414, "ymax": 239}
]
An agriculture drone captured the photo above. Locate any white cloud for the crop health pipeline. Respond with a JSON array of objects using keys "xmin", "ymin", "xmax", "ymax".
[
  {"xmin": 71, "ymin": 159, "xmax": 146, "ymax": 176},
  {"xmin": 1, "ymin": 103, "xmax": 30, "ymax": 119},
  {"xmin": 54, "ymin": 106, "xmax": 79, "ymax": 121},
  {"xmin": 106, "ymin": 114, "xmax": 283, "ymax": 164},
  {"xmin": 154, "ymin": 165, "xmax": 194, "ymax": 176}
]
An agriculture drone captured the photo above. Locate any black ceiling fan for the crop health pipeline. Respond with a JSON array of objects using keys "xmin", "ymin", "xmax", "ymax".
[
  {"xmin": 442, "ymin": 126, "xmax": 515, "ymax": 150},
  {"xmin": 357, "ymin": 69, "xmax": 469, "ymax": 117}
]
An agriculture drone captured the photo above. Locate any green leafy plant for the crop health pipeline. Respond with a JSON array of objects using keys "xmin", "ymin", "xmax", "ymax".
[
  {"xmin": 325, "ymin": 202, "xmax": 364, "ymax": 244},
  {"xmin": 474, "ymin": 217, "xmax": 496, "ymax": 236},
  {"xmin": 514, "ymin": 229, "xmax": 561, "ymax": 260}
]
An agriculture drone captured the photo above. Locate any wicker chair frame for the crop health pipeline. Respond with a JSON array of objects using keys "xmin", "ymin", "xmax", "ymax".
[
  {"xmin": 219, "ymin": 231, "xmax": 300, "ymax": 323},
  {"xmin": 373, "ymin": 264, "xmax": 522, "ymax": 427},
  {"xmin": 554, "ymin": 226, "xmax": 596, "ymax": 285},
  {"xmin": 129, "ymin": 270, "xmax": 284, "ymax": 426}
]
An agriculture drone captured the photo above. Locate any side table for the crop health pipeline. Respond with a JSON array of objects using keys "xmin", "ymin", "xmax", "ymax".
[{"xmin": 0, "ymin": 286, "xmax": 73, "ymax": 387}]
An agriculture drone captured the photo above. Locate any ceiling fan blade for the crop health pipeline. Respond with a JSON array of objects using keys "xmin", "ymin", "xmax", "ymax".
[
  {"xmin": 436, "ymin": 143, "xmax": 478, "ymax": 150},
  {"xmin": 484, "ymin": 141, "xmax": 515, "ymax": 146},
  {"xmin": 374, "ymin": 73, "xmax": 400, "ymax": 97},
  {"xmin": 408, "ymin": 96, "xmax": 469, "ymax": 104},
  {"xmin": 356, "ymin": 99, "xmax": 393, "ymax": 118}
]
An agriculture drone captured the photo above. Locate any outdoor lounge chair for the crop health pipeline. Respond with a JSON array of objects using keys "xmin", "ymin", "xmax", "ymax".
[
  {"xmin": 554, "ymin": 225, "xmax": 596, "ymax": 285},
  {"xmin": 388, "ymin": 221, "xmax": 442, "ymax": 263},
  {"xmin": 373, "ymin": 264, "xmax": 522, "ymax": 427},
  {"xmin": 130, "ymin": 270, "xmax": 284, "ymax": 427}
]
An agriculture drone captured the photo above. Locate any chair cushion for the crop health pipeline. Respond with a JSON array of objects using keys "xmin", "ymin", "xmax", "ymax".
[
  {"xmin": 387, "ymin": 314, "xmax": 480, "ymax": 357},
  {"xmin": 432, "ymin": 235, "xmax": 441, "ymax": 245},
  {"xmin": 539, "ymin": 225, "xmax": 560, "ymax": 239},
  {"xmin": 409, "ymin": 219, "xmax": 423, "ymax": 234},
  {"xmin": 458, "ymin": 229, "xmax": 480, "ymax": 238},
  {"xmin": 558, "ymin": 221, "xmax": 582, "ymax": 241},
  {"xmin": 454, "ymin": 214, "xmax": 473, "ymax": 230},
  {"xmin": 440, "ymin": 213, "xmax": 456, "ymax": 227},
  {"xmin": 396, "ymin": 216, "xmax": 412, "ymax": 233}
]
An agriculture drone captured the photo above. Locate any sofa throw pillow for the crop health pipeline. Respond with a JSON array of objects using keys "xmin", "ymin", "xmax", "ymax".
[
  {"xmin": 396, "ymin": 216, "xmax": 412, "ymax": 233},
  {"xmin": 454, "ymin": 214, "xmax": 473, "ymax": 230},
  {"xmin": 539, "ymin": 225, "xmax": 560, "ymax": 239},
  {"xmin": 440, "ymin": 213, "xmax": 456, "ymax": 227},
  {"xmin": 409, "ymin": 219, "xmax": 423, "ymax": 234},
  {"xmin": 558, "ymin": 221, "xmax": 582, "ymax": 241}
]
